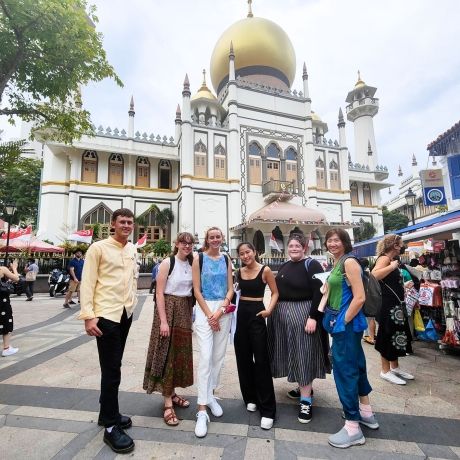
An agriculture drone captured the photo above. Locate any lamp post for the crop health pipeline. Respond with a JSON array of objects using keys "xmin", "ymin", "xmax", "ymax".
[
  {"xmin": 3, "ymin": 203, "xmax": 17, "ymax": 266},
  {"xmin": 405, "ymin": 187, "xmax": 416, "ymax": 226}
]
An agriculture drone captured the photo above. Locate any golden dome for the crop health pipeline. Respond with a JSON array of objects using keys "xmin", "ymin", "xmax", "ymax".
[
  {"xmin": 210, "ymin": 16, "xmax": 296, "ymax": 94},
  {"xmin": 311, "ymin": 110, "xmax": 322, "ymax": 122},
  {"xmin": 191, "ymin": 70, "xmax": 218, "ymax": 102},
  {"xmin": 354, "ymin": 70, "xmax": 365, "ymax": 88}
]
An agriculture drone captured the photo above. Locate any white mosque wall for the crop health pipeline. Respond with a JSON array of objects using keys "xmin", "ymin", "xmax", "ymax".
[{"xmin": 193, "ymin": 192, "xmax": 228, "ymax": 244}]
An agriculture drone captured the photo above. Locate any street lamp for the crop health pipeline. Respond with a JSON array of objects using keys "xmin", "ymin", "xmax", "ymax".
[
  {"xmin": 3, "ymin": 202, "xmax": 17, "ymax": 266},
  {"xmin": 405, "ymin": 187, "xmax": 416, "ymax": 226}
]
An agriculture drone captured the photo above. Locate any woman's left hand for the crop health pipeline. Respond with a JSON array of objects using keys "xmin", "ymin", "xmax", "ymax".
[
  {"xmin": 305, "ymin": 318, "xmax": 317, "ymax": 334},
  {"xmin": 256, "ymin": 308, "xmax": 272, "ymax": 319}
]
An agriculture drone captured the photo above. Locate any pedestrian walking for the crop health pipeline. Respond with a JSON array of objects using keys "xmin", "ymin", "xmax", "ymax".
[
  {"xmin": 267, "ymin": 232, "xmax": 329, "ymax": 425},
  {"xmin": 371, "ymin": 234, "xmax": 414, "ymax": 385},
  {"xmin": 192, "ymin": 226, "xmax": 234, "ymax": 438},
  {"xmin": 24, "ymin": 258, "xmax": 39, "ymax": 301},
  {"xmin": 143, "ymin": 232, "xmax": 195, "ymax": 427},
  {"xmin": 234, "ymin": 242, "xmax": 278, "ymax": 430},
  {"xmin": 1, "ymin": 259, "xmax": 20, "ymax": 356},
  {"xmin": 63, "ymin": 249, "xmax": 84, "ymax": 308},
  {"xmin": 323, "ymin": 228, "xmax": 378, "ymax": 449},
  {"xmin": 78, "ymin": 208, "xmax": 137, "ymax": 454}
]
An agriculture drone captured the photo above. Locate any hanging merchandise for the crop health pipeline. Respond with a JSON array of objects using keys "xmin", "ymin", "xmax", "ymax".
[
  {"xmin": 414, "ymin": 309, "xmax": 425, "ymax": 332},
  {"xmin": 405, "ymin": 287, "xmax": 419, "ymax": 316},
  {"xmin": 419, "ymin": 281, "xmax": 443, "ymax": 307},
  {"xmin": 417, "ymin": 319, "xmax": 440, "ymax": 342}
]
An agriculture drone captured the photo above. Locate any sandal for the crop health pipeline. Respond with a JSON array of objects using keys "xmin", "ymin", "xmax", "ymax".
[
  {"xmin": 172, "ymin": 393, "xmax": 190, "ymax": 408},
  {"xmin": 363, "ymin": 336, "xmax": 375, "ymax": 345},
  {"xmin": 163, "ymin": 406, "xmax": 179, "ymax": 426}
]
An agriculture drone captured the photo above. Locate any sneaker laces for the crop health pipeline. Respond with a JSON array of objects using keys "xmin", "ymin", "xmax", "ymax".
[{"xmin": 300, "ymin": 403, "xmax": 311, "ymax": 415}]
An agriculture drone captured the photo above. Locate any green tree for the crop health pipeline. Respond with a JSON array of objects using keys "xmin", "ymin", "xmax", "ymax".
[
  {"xmin": 0, "ymin": 157, "xmax": 42, "ymax": 225},
  {"xmin": 152, "ymin": 239, "xmax": 171, "ymax": 256},
  {"xmin": 353, "ymin": 218, "xmax": 377, "ymax": 243},
  {"xmin": 0, "ymin": 0, "xmax": 122, "ymax": 144},
  {"xmin": 136, "ymin": 205, "xmax": 175, "ymax": 241},
  {"xmin": 0, "ymin": 138, "xmax": 26, "ymax": 170},
  {"xmin": 382, "ymin": 206, "xmax": 409, "ymax": 233}
]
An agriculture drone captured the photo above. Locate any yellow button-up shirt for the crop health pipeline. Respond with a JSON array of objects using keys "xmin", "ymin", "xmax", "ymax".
[{"xmin": 78, "ymin": 237, "xmax": 138, "ymax": 322}]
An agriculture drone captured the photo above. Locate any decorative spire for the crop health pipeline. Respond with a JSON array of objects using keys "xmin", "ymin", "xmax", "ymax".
[
  {"xmin": 388, "ymin": 187, "xmax": 392, "ymax": 195},
  {"xmin": 367, "ymin": 140, "xmax": 373, "ymax": 156},
  {"xmin": 128, "ymin": 95, "xmax": 135, "ymax": 116},
  {"xmin": 182, "ymin": 73, "xmax": 190, "ymax": 97},
  {"xmin": 355, "ymin": 70, "xmax": 365, "ymax": 87},
  {"xmin": 175, "ymin": 104, "xmax": 181, "ymax": 122},
  {"xmin": 247, "ymin": 0, "xmax": 253, "ymax": 18},
  {"xmin": 412, "ymin": 153, "xmax": 417, "ymax": 166},
  {"xmin": 348, "ymin": 152, "xmax": 352, "ymax": 166},
  {"xmin": 302, "ymin": 62, "xmax": 308, "ymax": 80},
  {"xmin": 201, "ymin": 69, "xmax": 206, "ymax": 87},
  {"xmin": 432, "ymin": 155, "xmax": 437, "ymax": 166},
  {"xmin": 338, "ymin": 107, "xmax": 345, "ymax": 127},
  {"xmin": 229, "ymin": 41, "xmax": 235, "ymax": 60},
  {"xmin": 398, "ymin": 165, "xmax": 403, "ymax": 177}
]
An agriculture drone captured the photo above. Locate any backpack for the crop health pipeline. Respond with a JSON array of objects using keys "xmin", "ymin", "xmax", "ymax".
[{"xmin": 340, "ymin": 255, "xmax": 382, "ymax": 318}]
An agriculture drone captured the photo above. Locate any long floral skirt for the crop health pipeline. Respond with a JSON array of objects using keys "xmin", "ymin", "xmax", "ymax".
[{"xmin": 143, "ymin": 294, "xmax": 194, "ymax": 396}]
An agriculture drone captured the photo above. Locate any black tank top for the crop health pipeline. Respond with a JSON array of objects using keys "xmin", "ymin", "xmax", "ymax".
[{"xmin": 238, "ymin": 265, "xmax": 266, "ymax": 298}]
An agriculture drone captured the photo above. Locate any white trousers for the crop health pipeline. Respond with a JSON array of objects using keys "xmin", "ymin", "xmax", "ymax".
[{"xmin": 194, "ymin": 299, "xmax": 232, "ymax": 405}]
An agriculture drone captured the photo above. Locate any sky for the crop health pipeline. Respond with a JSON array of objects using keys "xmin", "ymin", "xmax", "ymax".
[{"xmin": 2, "ymin": 0, "xmax": 460, "ymax": 202}]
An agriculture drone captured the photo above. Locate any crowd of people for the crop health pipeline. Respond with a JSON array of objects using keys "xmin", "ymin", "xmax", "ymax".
[{"xmin": 0, "ymin": 207, "xmax": 419, "ymax": 453}]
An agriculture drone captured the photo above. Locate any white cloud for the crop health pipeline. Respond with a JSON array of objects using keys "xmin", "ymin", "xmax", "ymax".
[{"xmin": 2, "ymin": 0, "xmax": 460, "ymax": 203}]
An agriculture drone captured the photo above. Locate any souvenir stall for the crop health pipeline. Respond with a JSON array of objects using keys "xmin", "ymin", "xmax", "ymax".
[{"xmin": 403, "ymin": 238, "xmax": 460, "ymax": 351}]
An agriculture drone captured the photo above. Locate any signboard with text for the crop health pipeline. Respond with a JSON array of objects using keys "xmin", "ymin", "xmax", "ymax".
[{"xmin": 420, "ymin": 169, "xmax": 447, "ymax": 206}]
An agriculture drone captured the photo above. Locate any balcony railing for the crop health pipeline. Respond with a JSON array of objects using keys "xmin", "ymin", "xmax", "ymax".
[{"xmin": 262, "ymin": 180, "xmax": 297, "ymax": 198}]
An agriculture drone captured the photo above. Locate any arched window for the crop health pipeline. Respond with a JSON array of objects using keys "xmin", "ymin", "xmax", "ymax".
[
  {"xmin": 350, "ymin": 182, "xmax": 359, "ymax": 205},
  {"xmin": 136, "ymin": 157, "xmax": 150, "ymax": 187},
  {"xmin": 82, "ymin": 203, "xmax": 113, "ymax": 240},
  {"xmin": 108, "ymin": 153, "xmax": 123, "ymax": 185},
  {"xmin": 248, "ymin": 141, "xmax": 262, "ymax": 185},
  {"xmin": 158, "ymin": 160, "xmax": 171, "ymax": 189},
  {"xmin": 363, "ymin": 182, "xmax": 372, "ymax": 206},
  {"xmin": 137, "ymin": 207, "xmax": 171, "ymax": 243},
  {"xmin": 82, "ymin": 150, "xmax": 98, "ymax": 182},
  {"xmin": 315, "ymin": 157, "xmax": 326, "ymax": 188},
  {"xmin": 194, "ymin": 140, "xmax": 207, "ymax": 177},
  {"xmin": 329, "ymin": 159, "xmax": 340, "ymax": 190},
  {"xmin": 285, "ymin": 147, "xmax": 298, "ymax": 187},
  {"xmin": 214, "ymin": 142, "xmax": 226, "ymax": 179},
  {"xmin": 266, "ymin": 142, "xmax": 281, "ymax": 181}
]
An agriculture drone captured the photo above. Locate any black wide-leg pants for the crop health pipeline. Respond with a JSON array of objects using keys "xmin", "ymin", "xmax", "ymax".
[
  {"xmin": 96, "ymin": 308, "xmax": 132, "ymax": 427},
  {"xmin": 234, "ymin": 299, "xmax": 276, "ymax": 419}
]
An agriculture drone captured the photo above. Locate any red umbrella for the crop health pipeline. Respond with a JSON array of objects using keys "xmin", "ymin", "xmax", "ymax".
[{"xmin": 0, "ymin": 238, "xmax": 64, "ymax": 253}]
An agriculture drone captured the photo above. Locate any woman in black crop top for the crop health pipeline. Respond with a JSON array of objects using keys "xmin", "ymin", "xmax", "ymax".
[
  {"xmin": 234, "ymin": 242, "xmax": 278, "ymax": 430},
  {"xmin": 267, "ymin": 232, "xmax": 330, "ymax": 425}
]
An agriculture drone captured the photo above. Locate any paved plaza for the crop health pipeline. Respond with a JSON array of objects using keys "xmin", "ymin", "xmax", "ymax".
[{"xmin": 0, "ymin": 292, "xmax": 460, "ymax": 459}]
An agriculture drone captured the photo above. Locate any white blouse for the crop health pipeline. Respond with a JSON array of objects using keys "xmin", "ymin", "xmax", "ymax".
[{"xmin": 164, "ymin": 256, "xmax": 193, "ymax": 297}]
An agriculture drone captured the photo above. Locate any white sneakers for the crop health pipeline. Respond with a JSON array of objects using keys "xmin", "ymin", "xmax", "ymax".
[
  {"xmin": 207, "ymin": 398, "xmax": 223, "ymax": 417},
  {"xmin": 195, "ymin": 411, "xmax": 210, "ymax": 438},
  {"xmin": 2, "ymin": 346, "xmax": 18, "ymax": 357},
  {"xmin": 380, "ymin": 371, "xmax": 406, "ymax": 385},
  {"xmin": 391, "ymin": 367, "xmax": 415, "ymax": 380},
  {"xmin": 246, "ymin": 403, "xmax": 257, "ymax": 412},
  {"xmin": 260, "ymin": 417, "xmax": 274, "ymax": 430}
]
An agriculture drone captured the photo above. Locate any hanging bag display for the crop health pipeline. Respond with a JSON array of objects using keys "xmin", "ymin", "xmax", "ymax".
[
  {"xmin": 417, "ymin": 318, "xmax": 439, "ymax": 342},
  {"xmin": 414, "ymin": 309, "xmax": 425, "ymax": 332},
  {"xmin": 404, "ymin": 286, "xmax": 419, "ymax": 316}
]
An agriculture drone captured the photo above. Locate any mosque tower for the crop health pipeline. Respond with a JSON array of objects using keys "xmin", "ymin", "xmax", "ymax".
[{"xmin": 345, "ymin": 71, "xmax": 379, "ymax": 170}]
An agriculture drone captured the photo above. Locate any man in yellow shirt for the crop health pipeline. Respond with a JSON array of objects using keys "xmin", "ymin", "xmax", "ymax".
[{"xmin": 79, "ymin": 208, "xmax": 137, "ymax": 454}]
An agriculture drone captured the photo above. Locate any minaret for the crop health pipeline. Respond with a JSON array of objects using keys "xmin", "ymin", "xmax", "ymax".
[
  {"xmin": 175, "ymin": 104, "xmax": 181, "ymax": 143},
  {"xmin": 128, "ymin": 96, "xmax": 135, "ymax": 137},
  {"xmin": 345, "ymin": 71, "xmax": 379, "ymax": 170},
  {"xmin": 338, "ymin": 107, "xmax": 346, "ymax": 148},
  {"xmin": 398, "ymin": 165, "xmax": 403, "ymax": 177},
  {"xmin": 411, "ymin": 153, "xmax": 418, "ymax": 177},
  {"xmin": 302, "ymin": 62, "xmax": 310, "ymax": 100}
]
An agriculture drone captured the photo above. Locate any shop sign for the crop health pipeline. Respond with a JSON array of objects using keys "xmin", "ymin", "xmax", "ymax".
[
  {"xmin": 420, "ymin": 169, "xmax": 447, "ymax": 205},
  {"xmin": 432, "ymin": 240, "xmax": 445, "ymax": 253}
]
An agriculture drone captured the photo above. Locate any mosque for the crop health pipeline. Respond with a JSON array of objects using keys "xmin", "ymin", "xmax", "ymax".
[{"xmin": 36, "ymin": 2, "xmax": 389, "ymax": 254}]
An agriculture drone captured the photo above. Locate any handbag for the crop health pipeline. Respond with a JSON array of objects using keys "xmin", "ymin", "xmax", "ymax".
[
  {"xmin": 417, "ymin": 318, "xmax": 439, "ymax": 342},
  {"xmin": 383, "ymin": 281, "xmax": 408, "ymax": 319},
  {"xmin": 414, "ymin": 309, "xmax": 425, "ymax": 332},
  {"xmin": 0, "ymin": 279, "xmax": 15, "ymax": 295},
  {"xmin": 404, "ymin": 287, "xmax": 419, "ymax": 316},
  {"xmin": 25, "ymin": 270, "xmax": 37, "ymax": 281}
]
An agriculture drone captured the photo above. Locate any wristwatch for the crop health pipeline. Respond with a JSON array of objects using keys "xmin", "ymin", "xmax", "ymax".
[{"xmin": 220, "ymin": 306, "xmax": 227, "ymax": 314}]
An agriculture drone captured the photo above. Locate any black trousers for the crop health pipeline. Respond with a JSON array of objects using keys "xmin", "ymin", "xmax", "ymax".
[
  {"xmin": 25, "ymin": 281, "xmax": 34, "ymax": 299},
  {"xmin": 96, "ymin": 309, "xmax": 132, "ymax": 427},
  {"xmin": 234, "ymin": 299, "xmax": 276, "ymax": 418}
]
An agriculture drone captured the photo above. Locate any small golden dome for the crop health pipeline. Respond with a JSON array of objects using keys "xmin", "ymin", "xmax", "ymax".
[
  {"xmin": 210, "ymin": 16, "xmax": 296, "ymax": 94},
  {"xmin": 191, "ymin": 70, "xmax": 218, "ymax": 102},
  {"xmin": 311, "ymin": 110, "xmax": 322, "ymax": 122},
  {"xmin": 354, "ymin": 70, "xmax": 365, "ymax": 88}
]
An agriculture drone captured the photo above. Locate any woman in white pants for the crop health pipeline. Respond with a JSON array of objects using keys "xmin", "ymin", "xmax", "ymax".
[{"xmin": 192, "ymin": 227, "xmax": 234, "ymax": 438}]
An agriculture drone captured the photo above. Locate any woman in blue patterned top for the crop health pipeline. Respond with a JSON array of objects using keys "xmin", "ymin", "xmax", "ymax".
[{"xmin": 192, "ymin": 227, "xmax": 234, "ymax": 438}]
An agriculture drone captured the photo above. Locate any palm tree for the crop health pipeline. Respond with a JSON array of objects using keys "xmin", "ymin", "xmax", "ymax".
[{"xmin": 136, "ymin": 204, "xmax": 174, "ymax": 242}]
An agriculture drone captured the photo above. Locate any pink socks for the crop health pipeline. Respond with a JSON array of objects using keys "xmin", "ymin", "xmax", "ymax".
[
  {"xmin": 344, "ymin": 420, "xmax": 360, "ymax": 436},
  {"xmin": 359, "ymin": 403, "xmax": 373, "ymax": 419}
]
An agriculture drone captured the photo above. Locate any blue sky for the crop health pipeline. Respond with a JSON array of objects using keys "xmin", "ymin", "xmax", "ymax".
[{"xmin": 2, "ymin": 0, "xmax": 460, "ymax": 202}]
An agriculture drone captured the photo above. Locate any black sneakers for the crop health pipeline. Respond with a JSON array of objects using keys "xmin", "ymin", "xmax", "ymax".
[
  {"xmin": 98, "ymin": 415, "xmax": 132, "ymax": 429},
  {"xmin": 103, "ymin": 425, "xmax": 134, "ymax": 453},
  {"xmin": 287, "ymin": 387, "xmax": 301, "ymax": 399},
  {"xmin": 298, "ymin": 401, "xmax": 312, "ymax": 424}
]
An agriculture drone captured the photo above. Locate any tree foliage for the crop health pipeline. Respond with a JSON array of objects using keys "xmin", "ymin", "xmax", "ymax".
[
  {"xmin": 382, "ymin": 207, "xmax": 409, "ymax": 233},
  {"xmin": 353, "ymin": 218, "xmax": 377, "ymax": 243},
  {"xmin": 0, "ymin": 138, "xmax": 25, "ymax": 170},
  {"xmin": 0, "ymin": 156, "xmax": 42, "ymax": 225},
  {"xmin": 0, "ymin": 0, "xmax": 122, "ymax": 143}
]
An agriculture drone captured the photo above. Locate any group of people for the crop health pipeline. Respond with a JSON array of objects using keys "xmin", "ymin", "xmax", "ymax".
[{"xmin": 77, "ymin": 207, "xmax": 415, "ymax": 454}]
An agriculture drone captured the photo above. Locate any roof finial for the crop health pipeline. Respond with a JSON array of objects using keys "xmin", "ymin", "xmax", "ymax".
[
  {"xmin": 355, "ymin": 70, "xmax": 365, "ymax": 87},
  {"xmin": 229, "ymin": 41, "xmax": 235, "ymax": 59},
  {"xmin": 247, "ymin": 0, "xmax": 253, "ymax": 18},
  {"xmin": 182, "ymin": 73, "xmax": 191, "ymax": 97},
  {"xmin": 398, "ymin": 165, "xmax": 403, "ymax": 177},
  {"xmin": 302, "ymin": 62, "xmax": 308, "ymax": 80},
  {"xmin": 128, "ymin": 95, "xmax": 135, "ymax": 116},
  {"xmin": 202, "ymin": 69, "xmax": 206, "ymax": 86},
  {"xmin": 412, "ymin": 153, "xmax": 417, "ymax": 166},
  {"xmin": 367, "ymin": 140, "xmax": 373, "ymax": 155}
]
